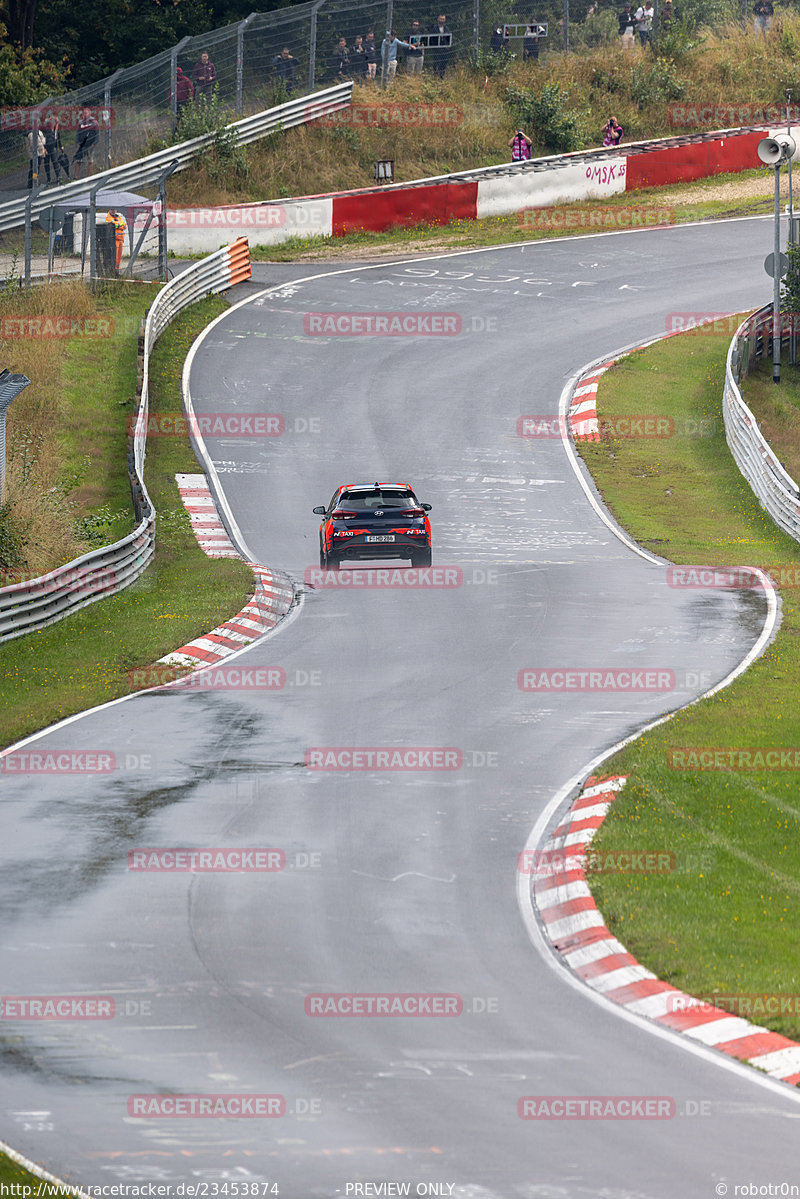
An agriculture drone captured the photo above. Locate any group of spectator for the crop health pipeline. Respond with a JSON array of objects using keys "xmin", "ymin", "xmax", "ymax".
[
  {"xmin": 618, "ymin": 2, "xmax": 660, "ymax": 47},
  {"xmin": 329, "ymin": 16, "xmax": 453, "ymax": 83},
  {"xmin": 174, "ymin": 49, "xmax": 219, "ymax": 111},
  {"xmin": 26, "ymin": 106, "xmax": 103, "ymax": 188},
  {"xmin": 490, "ymin": 24, "xmax": 545, "ymax": 60}
]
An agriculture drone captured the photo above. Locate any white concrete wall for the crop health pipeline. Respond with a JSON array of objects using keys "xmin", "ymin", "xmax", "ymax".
[
  {"xmin": 476, "ymin": 157, "xmax": 627, "ymax": 219},
  {"xmin": 161, "ymin": 197, "xmax": 333, "ymax": 254}
]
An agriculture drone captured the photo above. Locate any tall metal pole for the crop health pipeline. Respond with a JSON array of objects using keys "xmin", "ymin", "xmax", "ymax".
[
  {"xmin": 237, "ymin": 14, "xmax": 256, "ymax": 115},
  {"xmin": 89, "ymin": 179, "xmax": 104, "ymax": 284},
  {"xmin": 381, "ymin": 0, "xmax": 393, "ymax": 89},
  {"xmin": 774, "ymin": 161, "xmax": 781, "ymax": 383},
  {"xmin": 104, "ymin": 69, "xmax": 123, "ymax": 167},
  {"xmin": 474, "ymin": 0, "xmax": 479, "ymax": 56},
  {"xmin": 563, "ymin": 0, "xmax": 569, "ymax": 53},
  {"xmin": 170, "ymin": 36, "xmax": 191, "ymax": 121},
  {"xmin": 0, "ymin": 369, "xmax": 32, "ymax": 506},
  {"xmin": 23, "ymin": 191, "xmax": 33, "ymax": 287},
  {"xmin": 787, "ymin": 90, "xmax": 794, "ymax": 235},
  {"xmin": 156, "ymin": 160, "xmax": 179, "ymax": 282},
  {"xmin": 309, "ymin": 0, "xmax": 326, "ymax": 91}
]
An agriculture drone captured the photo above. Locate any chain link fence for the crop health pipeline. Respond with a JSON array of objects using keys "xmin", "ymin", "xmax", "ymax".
[{"xmin": 0, "ymin": 0, "xmax": 496, "ymax": 204}]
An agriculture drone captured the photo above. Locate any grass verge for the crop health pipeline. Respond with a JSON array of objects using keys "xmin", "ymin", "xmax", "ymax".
[
  {"xmin": 0, "ymin": 292, "xmax": 256, "ymax": 749},
  {"xmin": 573, "ymin": 326, "xmax": 800, "ymax": 1042},
  {"xmin": 0, "ymin": 1152, "xmax": 81, "ymax": 1195}
]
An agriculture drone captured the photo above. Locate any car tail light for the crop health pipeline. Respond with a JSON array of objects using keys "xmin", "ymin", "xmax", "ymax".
[
  {"xmin": 400, "ymin": 507, "xmax": 425, "ymax": 517},
  {"xmin": 332, "ymin": 510, "xmax": 357, "ymax": 519}
]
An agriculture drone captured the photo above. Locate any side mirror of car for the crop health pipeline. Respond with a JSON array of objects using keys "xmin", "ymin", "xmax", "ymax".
[
  {"xmin": 421, "ymin": 503, "xmax": 432, "ymax": 511},
  {"xmin": 312, "ymin": 506, "xmax": 326, "ymax": 515}
]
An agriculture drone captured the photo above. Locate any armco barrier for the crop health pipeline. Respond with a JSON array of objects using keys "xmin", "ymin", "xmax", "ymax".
[
  {"xmin": 724, "ymin": 305, "xmax": 800, "ymax": 543},
  {"xmin": 163, "ymin": 123, "xmax": 775, "ymax": 253},
  {"xmin": 0, "ymin": 84, "xmax": 352, "ymax": 237},
  {"xmin": 0, "ymin": 238, "xmax": 252, "ymax": 642}
]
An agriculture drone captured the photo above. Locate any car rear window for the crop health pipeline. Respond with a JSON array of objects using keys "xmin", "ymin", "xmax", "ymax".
[{"xmin": 339, "ymin": 490, "xmax": 415, "ymax": 509}]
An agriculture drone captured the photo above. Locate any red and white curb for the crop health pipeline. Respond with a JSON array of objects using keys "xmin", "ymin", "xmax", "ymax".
[
  {"xmin": 157, "ymin": 473, "xmax": 294, "ymax": 670},
  {"xmin": 568, "ymin": 360, "xmax": 616, "ymax": 441},
  {"xmin": 177, "ymin": 471, "xmax": 239, "ymax": 557},
  {"xmin": 531, "ymin": 775, "xmax": 800, "ymax": 1086}
]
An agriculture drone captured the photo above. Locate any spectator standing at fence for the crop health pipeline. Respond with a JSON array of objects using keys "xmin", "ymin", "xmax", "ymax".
[
  {"xmin": 364, "ymin": 31, "xmax": 378, "ymax": 79},
  {"xmin": 754, "ymin": 0, "xmax": 772, "ymax": 35},
  {"xmin": 42, "ymin": 113, "xmax": 67, "ymax": 184},
  {"xmin": 490, "ymin": 26, "xmax": 509, "ymax": 54},
  {"xmin": 105, "ymin": 208, "xmax": 127, "ymax": 274},
  {"xmin": 192, "ymin": 51, "xmax": 217, "ymax": 101},
  {"xmin": 350, "ymin": 35, "xmax": 367, "ymax": 79},
  {"xmin": 407, "ymin": 21, "xmax": 425, "ymax": 74},
  {"xmin": 430, "ymin": 14, "xmax": 451, "ymax": 77},
  {"xmin": 634, "ymin": 0, "xmax": 654, "ymax": 46},
  {"xmin": 174, "ymin": 66, "xmax": 194, "ymax": 115},
  {"xmin": 25, "ymin": 127, "xmax": 45, "ymax": 189},
  {"xmin": 332, "ymin": 37, "xmax": 351, "ymax": 79},
  {"xmin": 72, "ymin": 107, "xmax": 100, "ymax": 179},
  {"xmin": 523, "ymin": 22, "xmax": 542, "ymax": 60},
  {"xmin": 272, "ymin": 48, "xmax": 299, "ymax": 91},
  {"xmin": 618, "ymin": 3, "xmax": 636, "ymax": 45},
  {"xmin": 509, "ymin": 129, "xmax": 532, "ymax": 161},
  {"xmin": 381, "ymin": 31, "xmax": 413, "ymax": 85},
  {"xmin": 602, "ymin": 116, "xmax": 623, "ymax": 146}
]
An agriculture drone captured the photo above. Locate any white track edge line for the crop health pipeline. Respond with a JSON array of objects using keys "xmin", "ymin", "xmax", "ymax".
[{"xmin": 0, "ymin": 1138, "xmax": 91, "ymax": 1198}]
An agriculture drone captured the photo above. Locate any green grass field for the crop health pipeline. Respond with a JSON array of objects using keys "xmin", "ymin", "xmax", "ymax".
[
  {"xmin": 0, "ymin": 292, "xmax": 255, "ymax": 748},
  {"xmin": 576, "ymin": 328, "xmax": 800, "ymax": 1040}
]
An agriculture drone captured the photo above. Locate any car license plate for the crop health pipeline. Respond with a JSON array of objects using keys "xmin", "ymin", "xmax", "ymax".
[{"xmin": 365, "ymin": 535, "xmax": 395, "ymax": 543}]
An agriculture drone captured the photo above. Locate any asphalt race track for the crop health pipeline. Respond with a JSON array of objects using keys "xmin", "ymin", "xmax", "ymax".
[{"xmin": 2, "ymin": 218, "xmax": 798, "ymax": 1198}]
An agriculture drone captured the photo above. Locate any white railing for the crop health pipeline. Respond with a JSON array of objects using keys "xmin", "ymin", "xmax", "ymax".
[
  {"xmin": 0, "ymin": 238, "xmax": 251, "ymax": 641},
  {"xmin": 724, "ymin": 305, "xmax": 800, "ymax": 543}
]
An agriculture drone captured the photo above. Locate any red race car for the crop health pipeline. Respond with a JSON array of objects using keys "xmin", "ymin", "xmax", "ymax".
[{"xmin": 313, "ymin": 482, "xmax": 432, "ymax": 570}]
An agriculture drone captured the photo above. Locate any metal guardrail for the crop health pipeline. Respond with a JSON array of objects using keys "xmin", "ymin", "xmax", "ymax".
[
  {"xmin": 0, "ymin": 83, "xmax": 352, "ymax": 236},
  {"xmin": 0, "ymin": 238, "xmax": 251, "ymax": 642},
  {"xmin": 308, "ymin": 123, "xmax": 770, "ymax": 198},
  {"xmin": 724, "ymin": 304, "xmax": 800, "ymax": 544}
]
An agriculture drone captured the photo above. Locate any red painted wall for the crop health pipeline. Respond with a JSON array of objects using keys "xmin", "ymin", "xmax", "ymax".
[
  {"xmin": 332, "ymin": 181, "xmax": 478, "ymax": 237},
  {"xmin": 625, "ymin": 131, "xmax": 763, "ymax": 189}
]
